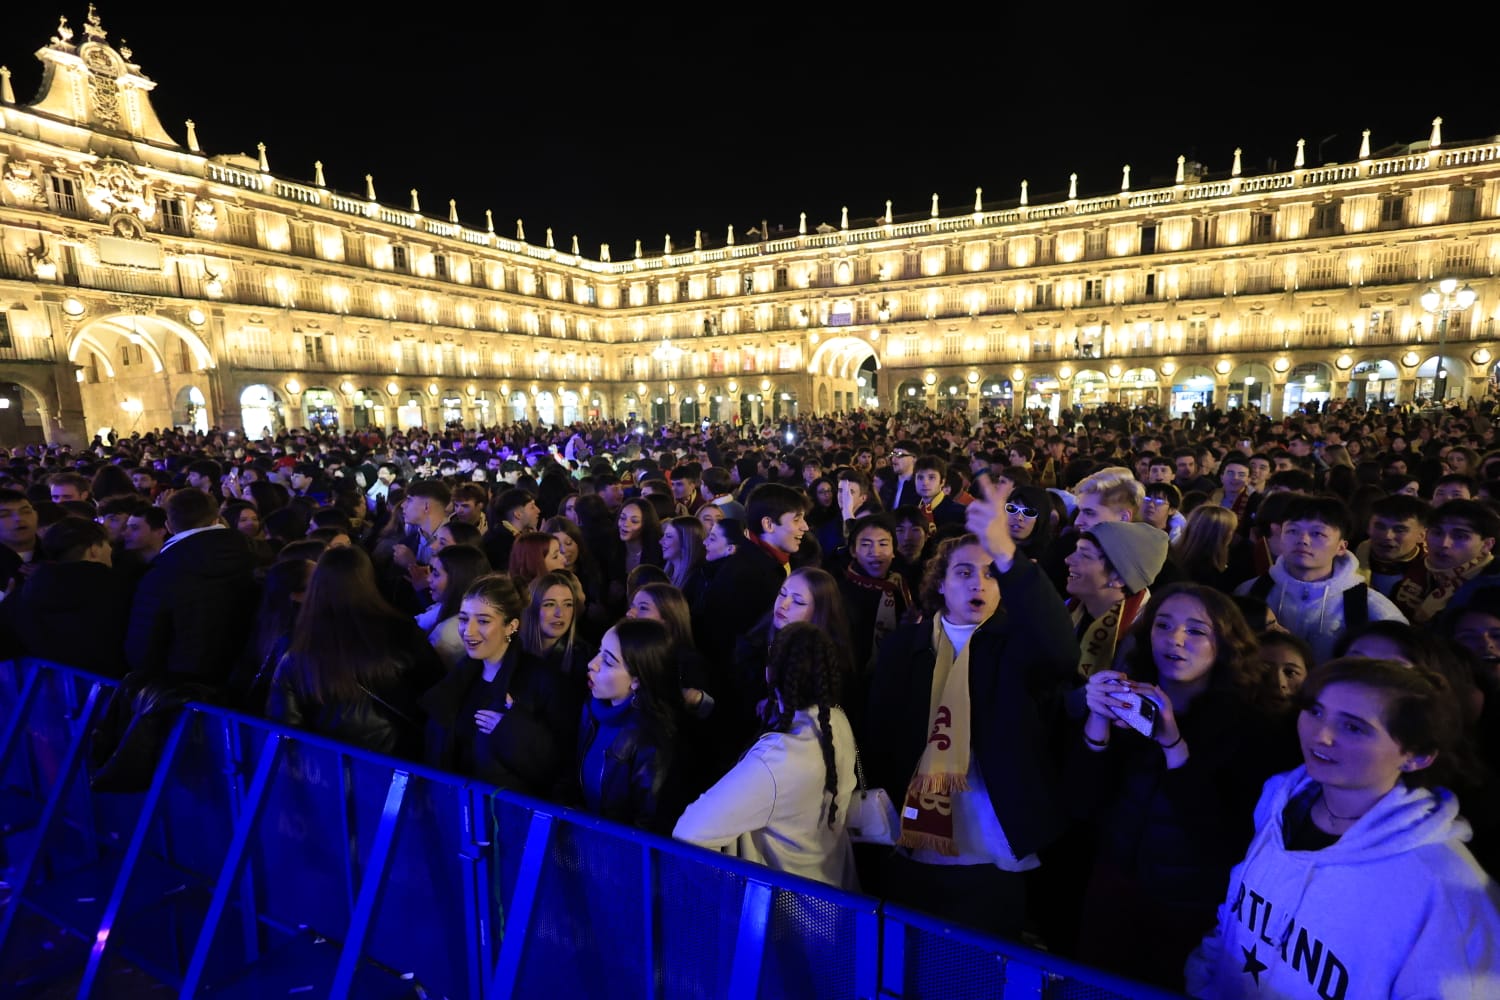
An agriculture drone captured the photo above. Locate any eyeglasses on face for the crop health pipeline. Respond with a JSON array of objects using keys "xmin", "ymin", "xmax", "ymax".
[
  {"xmin": 1004, "ymin": 502, "xmax": 1039, "ymax": 518},
  {"xmin": 1142, "ymin": 497, "xmax": 1170, "ymax": 507}
]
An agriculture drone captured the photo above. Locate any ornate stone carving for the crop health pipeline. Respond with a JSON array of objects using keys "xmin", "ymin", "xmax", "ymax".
[
  {"xmin": 192, "ymin": 198, "xmax": 219, "ymax": 234},
  {"xmin": 80, "ymin": 159, "xmax": 155, "ymax": 220},
  {"xmin": 2, "ymin": 161, "xmax": 47, "ymax": 207},
  {"xmin": 105, "ymin": 212, "xmax": 146, "ymax": 240},
  {"xmin": 105, "ymin": 293, "xmax": 159, "ymax": 314}
]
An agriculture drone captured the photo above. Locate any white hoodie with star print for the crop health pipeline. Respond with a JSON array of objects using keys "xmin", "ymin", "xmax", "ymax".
[{"xmin": 1184, "ymin": 766, "xmax": 1500, "ymax": 1000}]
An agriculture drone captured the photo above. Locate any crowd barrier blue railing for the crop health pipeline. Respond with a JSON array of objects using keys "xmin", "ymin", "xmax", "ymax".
[{"xmin": 0, "ymin": 659, "xmax": 1183, "ymax": 999}]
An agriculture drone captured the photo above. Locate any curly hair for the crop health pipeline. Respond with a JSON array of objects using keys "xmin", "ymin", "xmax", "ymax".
[
  {"xmin": 917, "ymin": 532, "xmax": 982, "ymax": 618},
  {"xmin": 764, "ymin": 621, "xmax": 845, "ymax": 830},
  {"xmin": 1122, "ymin": 582, "xmax": 1271, "ymax": 707}
]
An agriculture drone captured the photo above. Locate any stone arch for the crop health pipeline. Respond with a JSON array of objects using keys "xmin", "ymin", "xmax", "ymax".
[
  {"xmin": 808, "ymin": 335, "xmax": 880, "ymax": 378},
  {"xmin": 68, "ymin": 332, "xmax": 118, "ymax": 378},
  {"xmin": 68, "ymin": 312, "xmax": 213, "ymax": 373}
]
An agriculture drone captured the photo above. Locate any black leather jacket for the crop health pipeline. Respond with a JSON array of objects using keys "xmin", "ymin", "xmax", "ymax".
[{"xmin": 576, "ymin": 702, "xmax": 668, "ymax": 832}]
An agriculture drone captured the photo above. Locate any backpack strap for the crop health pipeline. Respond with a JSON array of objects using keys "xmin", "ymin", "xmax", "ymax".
[
  {"xmin": 1248, "ymin": 574, "xmax": 1274, "ymax": 602},
  {"xmin": 1342, "ymin": 582, "xmax": 1369, "ymax": 631}
]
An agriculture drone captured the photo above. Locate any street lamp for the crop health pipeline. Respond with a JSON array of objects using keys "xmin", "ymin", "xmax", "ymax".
[{"xmin": 1419, "ymin": 278, "xmax": 1477, "ymax": 402}]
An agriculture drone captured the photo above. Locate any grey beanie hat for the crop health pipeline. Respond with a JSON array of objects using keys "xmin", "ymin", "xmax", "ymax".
[{"xmin": 1086, "ymin": 521, "xmax": 1169, "ymax": 595}]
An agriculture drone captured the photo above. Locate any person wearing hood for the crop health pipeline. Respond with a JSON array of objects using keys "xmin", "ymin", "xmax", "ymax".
[
  {"xmin": 1185, "ymin": 658, "xmax": 1500, "ymax": 999},
  {"xmin": 1235, "ymin": 496, "xmax": 1406, "ymax": 665}
]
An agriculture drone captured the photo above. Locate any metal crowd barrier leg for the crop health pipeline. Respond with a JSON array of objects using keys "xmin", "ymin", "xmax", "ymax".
[
  {"xmin": 0, "ymin": 665, "xmax": 41, "ymax": 779},
  {"xmin": 177, "ymin": 729, "xmax": 284, "ymax": 998},
  {"xmin": 0, "ymin": 680, "xmax": 103, "ymax": 952},
  {"xmin": 727, "ymin": 879, "xmax": 772, "ymax": 1000},
  {"xmin": 76, "ymin": 707, "xmax": 189, "ymax": 999},
  {"xmin": 487, "ymin": 810, "xmax": 553, "ymax": 999},
  {"xmin": 460, "ymin": 788, "xmax": 494, "ymax": 1000},
  {"xmin": 328, "ymin": 769, "xmax": 409, "ymax": 1000}
]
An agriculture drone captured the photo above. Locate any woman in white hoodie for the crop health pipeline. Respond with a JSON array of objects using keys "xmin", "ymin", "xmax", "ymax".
[
  {"xmin": 672, "ymin": 621, "xmax": 857, "ymax": 889},
  {"xmin": 1185, "ymin": 658, "xmax": 1500, "ymax": 999}
]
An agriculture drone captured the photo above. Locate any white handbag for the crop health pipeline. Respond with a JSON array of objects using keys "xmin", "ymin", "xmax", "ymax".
[{"xmin": 847, "ymin": 745, "xmax": 899, "ymax": 845}]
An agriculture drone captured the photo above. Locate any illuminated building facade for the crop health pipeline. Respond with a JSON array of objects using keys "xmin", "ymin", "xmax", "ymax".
[{"xmin": 2, "ymin": 13, "xmax": 1499, "ymax": 446}]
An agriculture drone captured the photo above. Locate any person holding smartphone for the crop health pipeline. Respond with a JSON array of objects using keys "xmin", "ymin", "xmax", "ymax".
[{"xmin": 1070, "ymin": 583, "xmax": 1291, "ymax": 990}]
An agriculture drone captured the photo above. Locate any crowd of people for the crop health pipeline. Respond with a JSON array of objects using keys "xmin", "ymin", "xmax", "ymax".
[{"xmin": 3, "ymin": 395, "xmax": 1499, "ymax": 997}]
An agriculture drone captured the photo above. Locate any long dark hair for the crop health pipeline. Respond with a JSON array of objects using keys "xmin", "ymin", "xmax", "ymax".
[
  {"xmin": 609, "ymin": 618, "xmax": 682, "ymax": 755},
  {"xmin": 284, "ymin": 546, "xmax": 408, "ymax": 703},
  {"xmin": 764, "ymin": 621, "xmax": 845, "ymax": 829},
  {"xmin": 433, "ymin": 544, "xmax": 491, "ymax": 621},
  {"xmin": 1122, "ymin": 582, "xmax": 1270, "ymax": 707}
]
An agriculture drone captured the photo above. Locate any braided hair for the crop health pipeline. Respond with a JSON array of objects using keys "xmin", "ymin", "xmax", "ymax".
[{"xmin": 764, "ymin": 621, "xmax": 845, "ymax": 830}]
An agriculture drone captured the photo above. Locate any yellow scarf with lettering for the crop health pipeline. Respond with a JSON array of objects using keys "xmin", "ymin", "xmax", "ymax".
[
  {"xmin": 1073, "ymin": 590, "xmax": 1151, "ymax": 677},
  {"xmin": 899, "ymin": 619, "xmax": 973, "ymax": 856}
]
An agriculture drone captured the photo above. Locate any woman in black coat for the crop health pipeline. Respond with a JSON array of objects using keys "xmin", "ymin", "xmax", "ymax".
[
  {"xmin": 419, "ymin": 573, "xmax": 576, "ymax": 799},
  {"xmin": 266, "ymin": 546, "xmax": 444, "ymax": 760},
  {"xmin": 1071, "ymin": 582, "xmax": 1290, "ymax": 990},
  {"xmin": 575, "ymin": 618, "xmax": 682, "ymax": 832}
]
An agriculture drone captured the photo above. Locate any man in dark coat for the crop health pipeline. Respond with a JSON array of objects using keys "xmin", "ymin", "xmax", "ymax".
[
  {"xmin": 863, "ymin": 477, "xmax": 1080, "ymax": 939},
  {"xmin": 692, "ymin": 483, "xmax": 808, "ymax": 664},
  {"xmin": 125, "ymin": 487, "xmax": 257, "ymax": 684}
]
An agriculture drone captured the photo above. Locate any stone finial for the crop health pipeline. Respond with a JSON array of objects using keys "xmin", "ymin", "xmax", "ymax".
[
  {"xmin": 930, "ymin": 193, "xmax": 939, "ymax": 217},
  {"xmin": 841, "ymin": 206, "xmax": 849, "ymax": 230},
  {"xmin": 446, "ymin": 199, "xmax": 456, "ymax": 223},
  {"xmin": 974, "ymin": 187, "xmax": 983, "ymax": 213},
  {"xmin": 546, "ymin": 227, "xmax": 555, "ymax": 249},
  {"xmin": 694, "ymin": 229, "xmax": 702, "ymax": 250},
  {"xmin": 664, "ymin": 234, "xmax": 672, "ymax": 254},
  {"xmin": 799, "ymin": 212, "xmax": 807, "ymax": 235},
  {"xmin": 1, "ymin": 67, "xmax": 15, "ymax": 105},
  {"xmin": 314, "ymin": 161, "xmax": 326, "ymax": 187},
  {"xmin": 257, "ymin": 143, "xmax": 269, "ymax": 172},
  {"xmin": 516, "ymin": 219, "xmax": 525, "ymax": 241},
  {"xmin": 1232, "ymin": 147, "xmax": 1243, "ymax": 176},
  {"xmin": 1121, "ymin": 165, "xmax": 1131, "ymax": 192},
  {"xmin": 885, "ymin": 199, "xmax": 893, "ymax": 224},
  {"xmin": 572, "ymin": 235, "xmax": 580, "ymax": 255},
  {"xmin": 365, "ymin": 174, "xmax": 376, "ymax": 201},
  {"xmin": 1020, "ymin": 180, "xmax": 1028, "ymax": 207},
  {"xmin": 410, "ymin": 189, "xmax": 420, "ymax": 213},
  {"xmin": 1295, "ymin": 139, "xmax": 1306, "ymax": 168},
  {"xmin": 601, "ymin": 243, "xmax": 611, "ymax": 262},
  {"xmin": 1068, "ymin": 173, "xmax": 1078, "ymax": 199},
  {"xmin": 184, "ymin": 118, "xmax": 199, "ymax": 152},
  {"xmin": 634, "ymin": 239, "xmax": 642, "ymax": 259},
  {"xmin": 485, "ymin": 209, "xmax": 494, "ymax": 234},
  {"xmin": 1430, "ymin": 116, "xmax": 1443, "ymax": 149},
  {"xmin": 1359, "ymin": 129, "xmax": 1371, "ymax": 160},
  {"xmin": 727, "ymin": 225, "xmax": 735, "ymax": 245},
  {"xmin": 1175, "ymin": 156, "xmax": 1185, "ymax": 184}
]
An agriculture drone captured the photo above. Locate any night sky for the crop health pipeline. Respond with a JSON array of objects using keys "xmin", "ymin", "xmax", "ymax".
[{"xmin": 4, "ymin": 7, "xmax": 1493, "ymax": 260}]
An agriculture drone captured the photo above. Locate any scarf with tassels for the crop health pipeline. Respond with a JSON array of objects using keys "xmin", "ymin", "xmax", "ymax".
[
  {"xmin": 898, "ymin": 619, "xmax": 974, "ymax": 856},
  {"xmin": 1071, "ymin": 589, "xmax": 1151, "ymax": 677},
  {"xmin": 843, "ymin": 564, "xmax": 912, "ymax": 666},
  {"xmin": 1376, "ymin": 547, "xmax": 1431, "ymax": 620},
  {"xmin": 1409, "ymin": 551, "xmax": 1493, "ymax": 624}
]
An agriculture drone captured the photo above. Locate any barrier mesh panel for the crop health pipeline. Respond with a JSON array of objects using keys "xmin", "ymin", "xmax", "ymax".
[
  {"xmin": 900, "ymin": 923, "xmax": 1009, "ymax": 1000},
  {"xmin": 248, "ymin": 738, "xmax": 352, "ymax": 937},
  {"xmin": 1045, "ymin": 976, "xmax": 1149, "ymax": 1000},
  {"xmin": 656, "ymin": 849, "xmax": 745, "ymax": 999},
  {"xmin": 364, "ymin": 774, "xmax": 473, "ymax": 1000},
  {"xmin": 758, "ymin": 888, "xmax": 858, "ymax": 999},
  {"xmin": 514, "ymin": 819, "xmax": 650, "ymax": 998}
]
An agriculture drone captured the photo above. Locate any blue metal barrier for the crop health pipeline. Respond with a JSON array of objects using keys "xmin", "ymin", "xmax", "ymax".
[{"xmin": 0, "ymin": 659, "xmax": 1183, "ymax": 999}]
